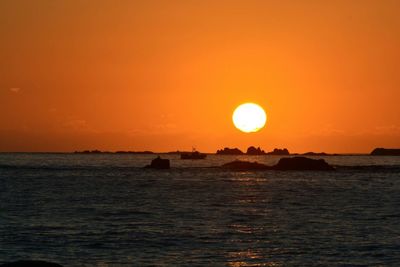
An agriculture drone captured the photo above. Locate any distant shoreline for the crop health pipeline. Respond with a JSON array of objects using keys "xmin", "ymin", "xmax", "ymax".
[
  {"xmin": 1, "ymin": 147, "xmax": 398, "ymax": 156},
  {"xmin": 0, "ymin": 151, "xmax": 384, "ymax": 156}
]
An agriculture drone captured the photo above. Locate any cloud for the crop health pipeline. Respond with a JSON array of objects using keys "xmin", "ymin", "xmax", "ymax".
[
  {"xmin": 305, "ymin": 124, "xmax": 345, "ymax": 137},
  {"xmin": 374, "ymin": 125, "xmax": 400, "ymax": 135},
  {"xmin": 62, "ymin": 119, "xmax": 90, "ymax": 131},
  {"xmin": 9, "ymin": 88, "xmax": 21, "ymax": 93}
]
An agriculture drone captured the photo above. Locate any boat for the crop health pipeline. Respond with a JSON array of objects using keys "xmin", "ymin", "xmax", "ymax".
[{"xmin": 180, "ymin": 149, "xmax": 207, "ymax": 160}]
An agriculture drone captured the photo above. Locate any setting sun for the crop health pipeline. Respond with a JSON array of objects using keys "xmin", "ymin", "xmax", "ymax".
[
  {"xmin": 1, "ymin": 1, "xmax": 400, "ymax": 266},
  {"xmin": 232, "ymin": 103, "xmax": 267, "ymax": 133}
]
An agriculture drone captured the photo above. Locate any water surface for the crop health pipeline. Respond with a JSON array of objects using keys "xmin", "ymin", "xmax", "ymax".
[{"xmin": 0, "ymin": 154, "xmax": 399, "ymax": 266}]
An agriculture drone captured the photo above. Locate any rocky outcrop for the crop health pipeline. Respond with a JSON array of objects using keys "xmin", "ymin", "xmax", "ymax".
[
  {"xmin": 221, "ymin": 160, "xmax": 270, "ymax": 170},
  {"xmin": 216, "ymin": 147, "xmax": 244, "ymax": 155},
  {"xmin": 145, "ymin": 156, "xmax": 170, "ymax": 169},
  {"xmin": 181, "ymin": 151, "xmax": 207, "ymax": 159},
  {"xmin": 74, "ymin": 150, "xmax": 108, "ymax": 154},
  {"xmin": 246, "ymin": 146, "xmax": 265, "ymax": 155},
  {"xmin": 371, "ymin": 148, "xmax": 400, "ymax": 156},
  {"xmin": 272, "ymin": 157, "xmax": 334, "ymax": 171},
  {"xmin": 217, "ymin": 147, "xmax": 291, "ymax": 156},
  {"xmin": 221, "ymin": 157, "xmax": 334, "ymax": 171},
  {"xmin": 266, "ymin": 148, "xmax": 290, "ymax": 155},
  {"xmin": 302, "ymin": 152, "xmax": 328, "ymax": 156},
  {"xmin": 0, "ymin": 261, "xmax": 63, "ymax": 267}
]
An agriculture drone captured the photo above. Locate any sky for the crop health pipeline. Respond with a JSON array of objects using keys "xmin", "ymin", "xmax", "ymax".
[{"xmin": 1, "ymin": 0, "xmax": 400, "ymax": 153}]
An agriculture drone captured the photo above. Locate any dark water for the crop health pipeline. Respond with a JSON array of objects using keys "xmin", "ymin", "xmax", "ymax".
[{"xmin": 0, "ymin": 154, "xmax": 400, "ymax": 266}]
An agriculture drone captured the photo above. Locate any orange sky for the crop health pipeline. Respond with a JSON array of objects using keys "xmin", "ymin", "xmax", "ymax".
[{"xmin": 1, "ymin": 0, "xmax": 400, "ymax": 153}]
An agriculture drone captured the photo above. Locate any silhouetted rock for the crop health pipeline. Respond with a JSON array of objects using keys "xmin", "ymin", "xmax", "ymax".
[
  {"xmin": 221, "ymin": 157, "xmax": 334, "ymax": 171},
  {"xmin": 371, "ymin": 148, "xmax": 400, "ymax": 156},
  {"xmin": 181, "ymin": 151, "xmax": 207, "ymax": 159},
  {"xmin": 302, "ymin": 152, "xmax": 328, "ymax": 156},
  {"xmin": 266, "ymin": 148, "xmax": 290, "ymax": 155},
  {"xmin": 0, "ymin": 261, "xmax": 63, "ymax": 267},
  {"xmin": 221, "ymin": 160, "xmax": 270, "ymax": 170},
  {"xmin": 145, "ymin": 156, "xmax": 170, "ymax": 169},
  {"xmin": 246, "ymin": 146, "xmax": 265, "ymax": 155},
  {"xmin": 167, "ymin": 150, "xmax": 185, "ymax": 154},
  {"xmin": 273, "ymin": 157, "xmax": 334, "ymax": 171},
  {"xmin": 216, "ymin": 147, "xmax": 244, "ymax": 155}
]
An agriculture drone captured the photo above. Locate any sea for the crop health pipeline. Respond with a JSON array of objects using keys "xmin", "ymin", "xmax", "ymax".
[{"xmin": 0, "ymin": 153, "xmax": 399, "ymax": 266}]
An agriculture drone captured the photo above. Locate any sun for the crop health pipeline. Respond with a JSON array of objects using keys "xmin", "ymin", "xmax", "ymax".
[{"xmin": 232, "ymin": 103, "xmax": 267, "ymax": 133}]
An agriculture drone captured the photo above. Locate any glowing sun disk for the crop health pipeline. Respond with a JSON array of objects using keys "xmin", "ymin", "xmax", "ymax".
[{"xmin": 232, "ymin": 103, "xmax": 267, "ymax": 133}]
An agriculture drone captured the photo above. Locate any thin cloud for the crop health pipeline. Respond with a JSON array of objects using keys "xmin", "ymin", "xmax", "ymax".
[
  {"xmin": 374, "ymin": 125, "xmax": 400, "ymax": 135},
  {"xmin": 9, "ymin": 88, "xmax": 21, "ymax": 93},
  {"xmin": 62, "ymin": 119, "xmax": 90, "ymax": 131}
]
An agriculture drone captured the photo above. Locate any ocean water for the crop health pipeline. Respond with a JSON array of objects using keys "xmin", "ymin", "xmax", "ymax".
[{"xmin": 0, "ymin": 153, "xmax": 400, "ymax": 266}]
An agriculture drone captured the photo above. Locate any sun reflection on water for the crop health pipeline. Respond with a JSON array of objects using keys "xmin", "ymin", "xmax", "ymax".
[
  {"xmin": 225, "ymin": 174, "xmax": 283, "ymax": 267},
  {"xmin": 227, "ymin": 250, "xmax": 282, "ymax": 267}
]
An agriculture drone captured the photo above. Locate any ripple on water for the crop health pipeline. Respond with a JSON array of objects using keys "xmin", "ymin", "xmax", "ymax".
[{"xmin": 0, "ymin": 154, "xmax": 400, "ymax": 266}]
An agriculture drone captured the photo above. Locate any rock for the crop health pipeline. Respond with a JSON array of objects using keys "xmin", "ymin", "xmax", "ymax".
[
  {"xmin": 272, "ymin": 157, "xmax": 334, "ymax": 171},
  {"xmin": 266, "ymin": 148, "xmax": 290, "ymax": 155},
  {"xmin": 0, "ymin": 261, "xmax": 63, "ymax": 267},
  {"xmin": 302, "ymin": 152, "xmax": 328, "ymax": 156},
  {"xmin": 221, "ymin": 157, "xmax": 334, "ymax": 171},
  {"xmin": 181, "ymin": 151, "xmax": 207, "ymax": 159},
  {"xmin": 246, "ymin": 146, "xmax": 265, "ymax": 155},
  {"xmin": 221, "ymin": 160, "xmax": 270, "ymax": 170},
  {"xmin": 370, "ymin": 148, "xmax": 400, "ymax": 156},
  {"xmin": 74, "ymin": 149, "xmax": 110, "ymax": 154},
  {"xmin": 216, "ymin": 147, "xmax": 244, "ymax": 155},
  {"xmin": 145, "ymin": 156, "xmax": 170, "ymax": 169}
]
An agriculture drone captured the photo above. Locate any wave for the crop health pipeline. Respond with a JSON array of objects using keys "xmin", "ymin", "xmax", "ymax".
[
  {"xmin": 333, "ymin": 165, "xmax": 400, "ymax": 173},
  {"xmin": 0, "ymin": 164, "xmax": 143, "ymax": 172}
]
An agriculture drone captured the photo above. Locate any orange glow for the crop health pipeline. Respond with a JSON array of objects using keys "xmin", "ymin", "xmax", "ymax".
[{"xmin": 0, "ymin": 1, "xmax": 400, "ymax": 153}]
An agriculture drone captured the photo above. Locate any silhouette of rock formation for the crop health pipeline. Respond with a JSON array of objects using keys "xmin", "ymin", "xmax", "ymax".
[
  {"xmin": 145, "ymin": 156, "xmax": 170, "ymax": 169},
  {"xmin": 222, "ymin": 157, "xmax": 334, "ymax": 171},
  {"xmin": 181, "ymin": 151, "xmax": 207, "ymax": 159},
  {"xmin": 0, "ymin": 261, "xmax": 63, "ymax": 267},
  {"xmin": 266, "ymin": 148, "xmax": 290, "ymax": 155},
  {"xmin": 246, "ymin": 146, "xmax": 265, "ymax": 155},
  {"xmin": 74, "ymin": 150, "xmax": 108, "ymax": 154},
  {"xmin": 216, "ymin": 147, "xmax": 244, "ymax": 155},
  {"xmin": 75, "ymin": 150, "xmax": 153, "ymax": 154},
  {"xmin": 371, "ymin": 148, "xmax": 400, "ymax": 156},
  {"xmin": 216, "ymin": 147, "xmax": 291, "ymax": 155},
  {"xmin": 302, "ymin": 152, "xmax": 328, "ymax": 156},
  {"xmin": 272, "ymin": 157, "xmax": 334, "ymax": 171}
]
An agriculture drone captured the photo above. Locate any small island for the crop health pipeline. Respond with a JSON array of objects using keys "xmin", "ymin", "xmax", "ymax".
[
  {"xmin": 266, "ymin": 148, "xmax": 290, "ymax": 155},
  {"xmin": 145, "ymin": 156, "xmax": 170, "ymax": 169},
  {"xmin": 301, "ymin": 152, "xmax": 328, "ymax": 156},
  {"xmin": 370, "ymin": 148, "xmax": 400, "ymax": 156},
  {"xmin": 74, "ymin": 150, "xmax": 154, "ymax": 154},
  {"xmin": 246, "ymin": 146, "xmax": 266, "ymax": 155},
  {"xmin": 216, "ymin": 147, "xmax": 244, "ymax": 155},
  {"xmin": 221, "ymin": 157, "xmax": 334, "ymax": 171},
  {"xmin": 180, "ymin": 150, "xmax": 207, "ymax": 159},
  {"xmin": 216, "ymin": 146, "xmax": 290, "ymax": 155}
]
